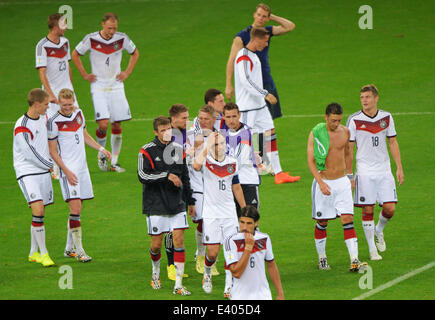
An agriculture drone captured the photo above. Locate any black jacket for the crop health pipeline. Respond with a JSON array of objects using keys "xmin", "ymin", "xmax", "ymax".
[{"xmin": 138, "ymin": 137, "xmax": 195, "ymax": 215}]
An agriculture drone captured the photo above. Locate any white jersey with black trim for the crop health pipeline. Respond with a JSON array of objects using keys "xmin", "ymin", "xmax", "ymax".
[
  {"xmin": 223, "ymin": 231, "xmax": 274, "ymax": 300},
  {"xmin": 35, "ymin": 36, "xmax": 73, "ymax": 95},
  {"xmin": 202, "ymin": 154, "xmax": 239, "ymax": 219},
  {"xmin": 234, "ymin": 47, "xmax": 268, "ymax": 112},
  {"xmin": 13, "ymin": 113, "xmax": 53, "ymax": 179},
  {"xmin": 347, "ymin": 109, "xmax": 397, "ymax": 175},
  {"xmin": 75, "ymin": 31, "xmax": 136, "ymax": 91},
  {"xmin": 47, "ymin": 109, "xmax": 88, "ymax": 172}
]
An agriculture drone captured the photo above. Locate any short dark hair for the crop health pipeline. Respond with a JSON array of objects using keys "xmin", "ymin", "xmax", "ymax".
[
  {"xmin": 360, "ymin": 84, "xmax": 379, "ymax": 97},
  {"xmin": 47, "ymin": 13, "xmax": 62, "ymax": 30},
  {"xmin": 168, "ymin": 104, "xmax": 188, "ymax": 118},
  {"xmin": 223, "ymin": 102, "xmax": 239, "ymax": 114},
  {"xmin": 239, "ymin": 205, "xmax": 260, "ymax": 221},
  {"xmin": 198, "ymin": 104, "xmax": 216, "ymax": 118},
  {"xmin": 325, "ymin": 102, "xmax": 343, "ymax": 115},
  {"xmin": 153, "ymin": 116, "xmax": 170, "ymax": 131},
  {"xmin": 250, "ymin": 27, "xmax": 269, "ymax": 39},
  {"xmin": 204, "ymin": 89, "xmax": 222, "ymax": 104}
]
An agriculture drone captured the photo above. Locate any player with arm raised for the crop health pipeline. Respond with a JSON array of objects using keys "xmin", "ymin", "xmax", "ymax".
[
  {"xmin": 307, "ymin": 103, "xmax": 367, "ymax": 272},
  {"xmin": 224, "ymin": 206, "xmax": 284, "ymax": 300},
  {"xmin": 346, "ymin": 85, "xmax": 404, "ymax": 259},
  {"xmin": 72, "ymin": 12, "xmax": 139, "ymax": 173},
  {"xmin": 48, "ymin": 89, "xmax": 111, "ymax": 262},
  {"xmin": 193, "ymin": 132, "xmax": 246, "ymax": 297},
  {"xmin": 13, "ymin": 89, "xmax": 55, "ymax": 267}
]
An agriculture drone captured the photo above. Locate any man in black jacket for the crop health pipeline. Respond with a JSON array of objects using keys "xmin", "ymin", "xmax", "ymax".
[{"xmin": 138, "ymin": 116, "xmax": 195, "ymax": 296}]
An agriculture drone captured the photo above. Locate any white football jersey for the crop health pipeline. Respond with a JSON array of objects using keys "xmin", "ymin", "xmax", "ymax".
[
  {"xmin": 186, "ymin": 129, "xmax": 204, "ymax": 193},
  {"xmin": 224, "ymin": 231, "xmax": 274, "ymax": 300},
  {"xmin": 47, "ymin": 109, "xmax": 88, "ymax": 172},
  {"xmin": 35, "ymin": 37, "xmax": 73, "ymax": 95},
  {"xmin": 224, "ymin": 123, "xmax": 260, "ymax": 185},
  {"xmin": 234, "ymin": 48, "xmax": 268, "ymax": 112},
  {"xmin": 13, "ymin": 113, "xmax": 53, "ymax": 179},
  {"xmin": 347, "ymin": 109, "xmax": 397, "ymax": 175},
  {"xmin": 75, "ymin": 31, "xmax": 136, "ymax": 91},
  {"xmin": 202, "ymin": 154, "xmax": 239, "ymax": 219}
]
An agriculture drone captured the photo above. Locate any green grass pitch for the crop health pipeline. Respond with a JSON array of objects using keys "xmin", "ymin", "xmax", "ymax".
[{"xmin": 0, "ymin": 0, "xmax": 434, "ymax": 301}]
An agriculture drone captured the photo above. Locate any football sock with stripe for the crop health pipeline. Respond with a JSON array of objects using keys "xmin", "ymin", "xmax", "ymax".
[
  {"xmin": 204, "ymin": 255, "xmax": 214, "ymax": 278},
  {"xmin": 149, "ymin": 248, "xmax": 161, "ymax": 278},
  {"xmin": 343, "ymin": 222, "xmax": 359, "ymax": 261},
  {"xmin": 70, "ymin": 214, "xmax": 84, "ymax": 255},
  {"xmin": 314, "ymin": 223, "xmax": 327, "ymax": 259},
  {"xmin": 174, "ymin": 247, "xmax": 186, "ymax": 288},
  {"xmin": 31, "ymin": 215, "xmax": 47, "ymax": 256},
  {"xmin": 110, "ymin": 128, "xmax": 122, "ymax": 166},
  {"xmin": 362, "ymin": 212, "xmax": 377, "ymax": 253},
  {"xmin": 96, "ymin": 128, "xmax": 107, "ymax": 148},
  {"xmin": 375, "ymin": 210, "xmax": 391, "ymax": 235}
]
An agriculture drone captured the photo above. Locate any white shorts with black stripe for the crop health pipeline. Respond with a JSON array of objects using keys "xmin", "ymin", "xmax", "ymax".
[
  {"xmin": 17, "ymin": 172, "xmax": 53, "ymax": 206},
  {"xmin": 91, "ymin": 87, "xmax": 131, "ymax": 123},
  {"xmin": 203, "ymin": 217, "xmax": 238, "ymax": 245},
  {"xmin": 354, "ymin": 173, "xmax": 397, "ymax": 207},
  {"xmin": 59, "ymin": 169, "xmax": 94, "ymax": 202},
  {"xmin": 146, "ymin": 211, "xmax": 189, "ymax": 236},
  {"xmin": 311, "ymin": 176, "xmax": 354, "ymax": 220},
  {"xmin": 240, "ymin": 106, "xmax": 274, "ymax": 134}
]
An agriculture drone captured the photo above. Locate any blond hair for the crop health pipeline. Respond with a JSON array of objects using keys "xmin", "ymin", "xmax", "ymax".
[
  {"xmin": 360, "ymin": 84, "xmax": 379, "ymax": 97},
  {"xmin": 199, "ymin": 104, "xmax": 216, "ymax": 118},
  {"xmin": 58, "ymin": 88, "xmax": 75, "ymax": 102},
  {"xmin": 255, "ymin": 3, "xmax": 271, "ymax": 15}
]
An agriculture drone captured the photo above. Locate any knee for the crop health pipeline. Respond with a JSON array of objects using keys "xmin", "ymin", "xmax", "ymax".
[
  {"xmin": 317, "ymin": 219, "xmax": 328, "ymax": 228},
  {"xmin": 341, "ymin": 214, "xmax": 354, "ymax": 225},
  {"xmin": 362, "ymin": 206, "xmax": 374, "ymax": 220},
  {"xmin": 98, "ymin": 120, "xmax": 109, "ymax": 132},
  {"xmin": 382, "ymin": 204, "xmax": 395, "ymax": 218}
]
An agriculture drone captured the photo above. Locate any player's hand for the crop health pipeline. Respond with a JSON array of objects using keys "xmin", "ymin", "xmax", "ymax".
[
  {"xmin": 205, "ymin": 132, "xmax": 218, "ymax": 151},
  {"xmin": 254, "ymin": 151, "xmax": 263, "ymax": 166},
  {"xmin": 102, "ymin": 149, "xmax": 112, "ymax": 161},
  {"xmin": 397, "ymin": 168, "xmax": 404, "ymax": 186},
  {"xmin": 116, "ymin": 71, "xmax": 130, "ymax": 82},
  {"xmin": 65, "ymin": 169, "xmax": 78, "ymax": 186},
  {"xmin": 265, "ymin": 94, "xmax": 277, "ymax": 105},
  {"xmin": 49, "ymin": 93, "xmax": 58, "ymax": 105},
  {"xmin": 225, "ymin": 84, "xmax": 234, "ymax": 101},
  {"xmin": 84, "ymin": 73, "xmax": 97, "ymax": 83},
  {"xmin": 276, "ymin": 293, "xmax": 285, "ymax": 300},
  {"xmin": 319, "ymin": 181, "xmax": 331, "ymax": 196},
  {"xmin": 188, "ymin": 205, "xmax": 196, "ymax": 218},
  {"xmin": 168, "ymin": 173, "xmax": 182, "ymax": 187},
  {"xmin": 244, "ymin": 232, "xmax": 255, "ymax": 252}
]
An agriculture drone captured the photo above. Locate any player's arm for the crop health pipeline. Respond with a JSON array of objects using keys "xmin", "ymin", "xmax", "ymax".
[
  {"xmin": 37, "ymin": 68, "xmax": 57, "ymax": 104},
  {"xmin": 388, "ymin": 136, "xmax": 404, "ymax": 186},
  {"xmin": 180, "ymin": 154, "xmax": 196, "ymax": 218},
  {"xmin": 225, "ymin": 36, "xmax": 244, "ymax": 100},
  {"xmin": 138, "ymin": 148, "xmax": 173, "ymax": 185},
  {"xmin": 83, "ymin": 128, "xmax": 111, "ymax": 160},
  {"xmin": 228, "ymin": 232, "xmax": 255, "ymax": 279},
  {"xmin": 232, "ymin": 181, "xmax": 246, "ymax": 209},
  {"xmin": 193, "ymin": 132, "xmax": 216, "ymax": 171},
  {"xmin": 270, "ymin": 14, "xmax": 295, "ymax": 36},
  {"xmin": 116, "ymin": 48, "xmax": 140, "ymax": 82},
  {"xmin": 266, "ymin": 260, "xmax": 285, "ymax": 300},
  {"xmin": 71, "ymin": 49, "xmax": 96, "ymax": 82},
  {"xmin": 48, "ymin": 139, "xmax": 77, "ymax": 185},
  {"xmin": 15, "ymin": 130, "xmax": 53, "ymax": 170},
  {"xmin": 307, "ymin": 131, "xmax": 331, "ymax": 195},
  {"xmin": 343, "ymin": 127, "xmax": 355, "ymax": 186}
]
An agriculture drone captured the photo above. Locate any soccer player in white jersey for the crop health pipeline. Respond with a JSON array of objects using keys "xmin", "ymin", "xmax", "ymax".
[
  {"xmin": 48, "ymin": 89, "xmax": 111, "ymax": 262},
  {"xmin": 36, "ymin": 13, "xmax": 78, "ymax": 180},
  {"xmin": 234, "ymin": 27, "xmax": 299, "ymax": 184},
  {"xmin": 193, "ymin": 131, "xmax": 246, "ymax": 297},
  {"xmin": 72, "ymin": 12, "xmax": 139, "ymax": 173},
  {"xmin": 13, "ymin": 89, "xmax": 55, "ymax": 267},
  {"xmin": 224, "ymin": 206, "xmax": 284, "ymax": 300},
  {"xmin": 347, "ymin": 85, "xmax": 404, "ymax": 259}
]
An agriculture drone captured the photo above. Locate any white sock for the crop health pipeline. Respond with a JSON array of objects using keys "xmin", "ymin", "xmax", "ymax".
[
  {"xmin": 268, "ymin": 151, "xmax": 283, "ymax": 175},
  {"xmin": 65, "ymin": 220, "xmax": 74, "ymax": 252},
  {"xmin": 71, "ymin": 227, "xmax": 84, "ymax": 255},
  {"xmin": 96, "ymin": 129, "xmax": 107, "ymax": 148},
  {"xmin": 315, "ymin": 223, "xmax": 327, "ymax": 259},
  {"xmin": 111, "ymin": 133, "xmax": 122, "ymax": 166},
  {"xmin": 150, "ymin": 249, "xmax": 161, "ymax": 278},
  {"xmin": 345, "ymin": 238, "xmax": 359, "ymax": 261},
  {"xmin": 195, "ymin": 229, "xmax": 205, "ymax": 256},
  {"xmin": 224, "ymin": 270, "xmax": 232, "ymax": 289},
  {"xmin": 376, "ymin": 211, "xmax": 390, "ymax": 234},
  {"xmin": 362, "ymin": 219, "xmax": 377, "ymax": 253},
  {"xmin": 174, "ymin": 262, "xmax": 184, "ymax": 288},
  {"xmin": 29, "ymin": 225, "xmax": 38, "ymax": 256},
  {"xmin": 204, "ymin": 255, "xmax": 213, "ymax": 278},
  {"xmin": 32, "ymin": 225, "xmax": 47, "ymax": 256}
]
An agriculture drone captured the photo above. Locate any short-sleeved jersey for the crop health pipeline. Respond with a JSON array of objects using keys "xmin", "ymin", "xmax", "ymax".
[
  {"xmin": 13, "ymin": 113, "xmax": 53, "ymax": 179},
  {"xmin": 224, "ymin": 231, "xmax": 274, "ymax": 300},
  {"xmin": 75, "ymin": 31, "xmax": 136, "ymax": 91},
  {"xmin": 202, "ymin": 154, "xmax": 239, "ymax": 219},
  {"xmin": 236, "ymin": 25, "xmax": 274, "ymax": 85},
  {"xmin": 347, "ymin": 109, "xmax": 397, "ymax": 175},
  {"xmin": 222, "ymin": 123, "xmax": 260, "ymax": 185},
  {"xmin": 234, "ymin": 47, "xmax": 268, "ymax": 112},
  {"xmin": 35, "ymin": 37, "xmax": 73, "ymax": 95},
  {"xmin": 47, "ymin": 109, "xmax": 88, "ymax": 172}
]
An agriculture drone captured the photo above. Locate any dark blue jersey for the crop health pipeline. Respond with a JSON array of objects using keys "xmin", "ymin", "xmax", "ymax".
[{"xmin": 235, "ymin": 25, "xmax": 274, "ymax": 85}]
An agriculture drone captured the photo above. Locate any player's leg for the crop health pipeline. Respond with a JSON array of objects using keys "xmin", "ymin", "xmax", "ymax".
[
  {"xmin": 170, "ymin": 212, "xmax": 190, "ymax": 295},
  {"xmin": 222, "ymin": 216, "xmax": 238, "ymax": 298},
  {"xmin": 92, "ymin": 90, "xmax": 111, "ymax": 171},
  {"xmin": 68, "ymin": 199, "xmax": 91, "ymax": 262},
  {"xmin": 164, "ymin": 232, "xmax": 175, "ymax": 279},
  {"xmin": 203, "ymin": 244, "xmax": 220, "ymax": 294},
  {"xmin": 30, "ymin": 201, "xmax": 55, "ymax": 267},
  {"xmin": 149, "ymin": 233, "xmax": 163, "ymax": 290},
  {"xmin": 109, "ymin": 122, "xmax": 125, "ymax": 172},
  {"xmin": 314, "ymin": 219, "xmax": 329, "ymax": 269},
  {"xmin": 361, "ymin": 205, "xmax": 382, "ymax": 260},
  {"xmin": 96, "ymin": 119, "xmax": 110, "ymax": 171}
]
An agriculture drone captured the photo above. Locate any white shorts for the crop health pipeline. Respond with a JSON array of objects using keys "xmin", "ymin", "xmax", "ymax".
[
  {"xmin": 354, "ymin": 173, "xmax": 397, "ymax": 207},
  {"xmin": 146, "ymin": 211, "xmax": 189, "ymax": 236},
  {"xmin": 192, "ymin": 192, "xmax": 203, "ymax": 222},
  {"xmin": 240, "ymin": 106, "xmax": 274, "ymax": 134},
  {"xmin": 17, "ymin": 172, "xmax": 53, "ymax": 206},
  {"xmin": 203, "ymin": 217, "xmax": 239, "ymax": 245},
  {"xmin": 91, "ymin": 87, "xmax": 131, "ymax": 123},
  {"xmin": 59, "ymin": 169, "xmax": 94, "ymax": 202},
  {"xmin": 311, "ymin": 176, "xmax": 353, "ymax": 220}
]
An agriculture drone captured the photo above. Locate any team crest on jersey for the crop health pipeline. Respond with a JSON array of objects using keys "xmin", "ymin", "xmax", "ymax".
[
  {"xmin": 317, "ymin": 211, "xmax": 322, "ymax": 217},
  {"xmin": 227, "ymin": 166, "xmax": 234, "ymax": 174},
  {"xmin": 114, "ymin": 43, "xmax": 120, "ymax": 50},
  {"xmin": 380, "ymin": 120, "xmax": 387, "ymax": 129},
  {"xmin": 360, "ymin": 197, "xmax": 366, "ymax": 202}
]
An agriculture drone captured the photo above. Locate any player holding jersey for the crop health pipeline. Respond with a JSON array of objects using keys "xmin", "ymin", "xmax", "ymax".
[
  {"xmin": 193, "ymin": 132, "xmax": 246, "ymax": 297},
  {"xmin": 233, "ymin": 27, "xmax": 299, "ymax": 184},
  {"xmin": 72, "ymin": 12, "xmax": 139, "ymax": 173},
  {"xmin": 347, "ymin": 85, "xmax": 404, "ymax": 259},
  {"xmin": 48, "ymin": 89, "xmax": 111, "ymax": 262},
  {"xmin": 13, "ymin": 89, "xmax": 55, "ymax": 267},
  {"xmin": 224, "ymin": 206, "xmax": 284, "ymax": 300}
]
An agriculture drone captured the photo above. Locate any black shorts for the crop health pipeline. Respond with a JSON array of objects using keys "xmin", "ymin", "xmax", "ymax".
[{"xmin": 235, "ymin": 184, "xmax": 260, "ymax": 217}]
